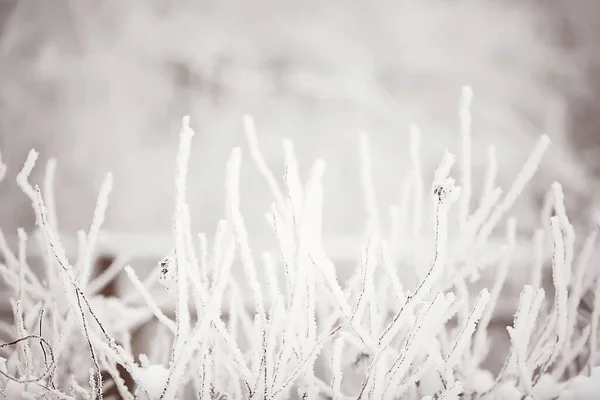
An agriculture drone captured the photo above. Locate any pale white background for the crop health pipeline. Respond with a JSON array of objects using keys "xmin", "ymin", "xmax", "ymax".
[{"xmin": 0, "ymin": 0, "xmax": 598, "ymax": 241}]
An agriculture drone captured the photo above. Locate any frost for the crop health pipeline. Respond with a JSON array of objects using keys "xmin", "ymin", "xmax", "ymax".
[
  {"xmin": 561, "ymin": 367, "xmax": 600, "ymax": 400},
  {"xmin": 0, "ymin": 90, "xmax": 599, "ymax": 399},
  {"xmin": 134, "ymin": 364, "xmax": 170, "ymax": 400}
]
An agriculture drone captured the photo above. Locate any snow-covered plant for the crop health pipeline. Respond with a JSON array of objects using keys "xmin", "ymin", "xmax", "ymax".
[{"xmin": 0, "ymin": 88, "xmax": 599, "ymax": 399}]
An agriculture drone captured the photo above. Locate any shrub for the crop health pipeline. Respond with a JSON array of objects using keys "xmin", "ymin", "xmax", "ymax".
[{"xmin": 0, "ymin": 90, "xmax": 599, "ymax": 399}]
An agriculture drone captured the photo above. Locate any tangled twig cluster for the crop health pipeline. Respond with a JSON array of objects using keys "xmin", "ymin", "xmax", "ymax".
[{"xmin": 0, "ymin": 88, "xmax": 599, "ymax": 399}]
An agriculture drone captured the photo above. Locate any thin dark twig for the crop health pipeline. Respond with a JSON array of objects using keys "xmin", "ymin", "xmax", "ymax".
[
  {"xmin": 378, "ymin": 200, "xmax": 443, "ymax": 347},
  {"xmin": 38, "ymin": 308, "xmax": 56, "ymax": 389},
  {"xmin": 76, "ymin": 290, "xmax": 104, "ymax": 400},
  {"xmin": 39, "ymin": 309, "xmax": 48, "ymax": 368},
  {"xmin": 0, "ymin": 334, "xmax": 55, "ymax": 384}
]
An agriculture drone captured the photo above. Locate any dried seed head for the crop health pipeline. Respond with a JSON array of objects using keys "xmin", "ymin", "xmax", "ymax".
[
  {"xmin": 433, "ymin": 184, "xmax": 448, "ymax": 203},
  {"xmin": 158, "ymin": 250, "xmax": 176, "ymax": 291}
]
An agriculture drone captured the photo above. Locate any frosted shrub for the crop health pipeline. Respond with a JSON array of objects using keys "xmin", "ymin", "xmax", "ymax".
[{"xmin": 0, "ymin": 89, "xmax": 599, "ymax": 399}]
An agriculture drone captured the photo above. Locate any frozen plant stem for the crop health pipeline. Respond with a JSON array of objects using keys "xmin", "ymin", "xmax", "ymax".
[
  {"xmin": 409, "ymin": 125, "xmax": 424, "ymax": 248},
  {"xmin": 171, "ymin": 116, "xmax": 194, "ymax": 365},
  {"xmin": 379, "ymin": 153, "xmax": 459, "ymax": 350},
  {"xmin": 459, "ymin": 85, "xmax": 473, "ymax": 230},
  {"xmin": 477, "ymin": 135, "xmax": 550, "ymax": 244},
  {"xmin": 359, "ymin": 133, "xmax": 381, "ymax": 235}
]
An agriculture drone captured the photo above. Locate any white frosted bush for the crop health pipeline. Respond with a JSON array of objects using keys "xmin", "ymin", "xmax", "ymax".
[{"xmin": 0, "ymin": 90, "xmax": 599, "ymax": 399}]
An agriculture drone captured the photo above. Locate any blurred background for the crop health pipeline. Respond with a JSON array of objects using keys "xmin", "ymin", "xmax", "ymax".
[{"xmin": 0, "ymin": 0, "xmax": 599, "ymax": 240}]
